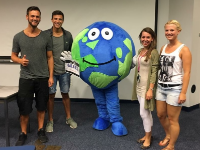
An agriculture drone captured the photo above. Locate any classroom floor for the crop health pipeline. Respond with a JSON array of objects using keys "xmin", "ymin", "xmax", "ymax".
[{"xmin": 0, "ymin": 101, "xmax": 200, "ymax": 150}]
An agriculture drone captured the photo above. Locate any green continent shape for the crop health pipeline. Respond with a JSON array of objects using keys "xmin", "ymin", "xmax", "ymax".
[
  {"xmin": 82, "ymin": 36, "xmax": 88, "ymax": 43},
  {"xmin": 71, "ymin": 28, "xmax": 89, "ymax": 72},
  {"xmin": 117, "ymin": 38, "xmax": 133, "ymax": 80},
  {"xmin": 123, "ymin": 38, "xmax": 132, "ymax": 52},
  {"xmin": 81, "ymin": 54, "xmax": 98, "ymax": 72},
  {"xmin": 89, "ymin": 72, "xmax": 118, "ymax": 88},
  {"xmin": 116, "ymin": 47, "xmax": 122, "ymax": 58},
  {"xmin": 86, "ymin": 40, "xmax": 99, "ymax": 50}
]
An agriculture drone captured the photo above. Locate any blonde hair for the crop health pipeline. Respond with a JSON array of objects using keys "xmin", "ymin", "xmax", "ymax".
[{"xmin": 165, "ymin": 20, "xmax": 182, "ymax": 31}]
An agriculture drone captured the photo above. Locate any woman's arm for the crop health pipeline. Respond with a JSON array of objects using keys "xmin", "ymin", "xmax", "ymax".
[
  {"xmin": 146, "ymin": 49, "xmax": 159, "ymax": 100},
  {"xmin": 178, "ymin": 46, "xmax": 192, "ymax": 104}
]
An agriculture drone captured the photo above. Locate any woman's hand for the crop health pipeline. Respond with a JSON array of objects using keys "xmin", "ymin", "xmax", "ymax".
[
  {"xmin": 178, "ymin": 93, "xmax": 186, "ymax": 104},
  {"xmin": 145, "ymin": 89, "xmax": 153, "ymax": 100}
]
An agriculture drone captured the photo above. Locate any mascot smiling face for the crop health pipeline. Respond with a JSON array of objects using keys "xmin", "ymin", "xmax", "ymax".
[{"xmin": 71, "ymin": 21, "xmax": 135, "ymax": 89}]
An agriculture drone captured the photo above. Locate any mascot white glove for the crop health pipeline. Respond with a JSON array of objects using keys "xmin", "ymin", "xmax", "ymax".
[
  {"xmin": 60, "ymin": 51, "xmax": 72, "ymax": 61},
  {"xmin": 60, "ymin": 51, "xmax": 80, "ymax": 76},
  {"xmin": 130, "ymin": 55, "xmax": 137, "ymax": 69}
]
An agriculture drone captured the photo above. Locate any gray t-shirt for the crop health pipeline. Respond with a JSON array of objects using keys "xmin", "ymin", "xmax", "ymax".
[
  {"xmin": 52, "ymin": 35, "xmax": 65, "ymax": 75},
  {"xmin": 12, "ymin": 31, "xmax": 52, "ymax": 79}
]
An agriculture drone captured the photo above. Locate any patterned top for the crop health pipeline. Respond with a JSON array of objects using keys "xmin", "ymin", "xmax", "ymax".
[{"xmin": 158, "ymin": 44, "xmax": 184, "ymax": 84}]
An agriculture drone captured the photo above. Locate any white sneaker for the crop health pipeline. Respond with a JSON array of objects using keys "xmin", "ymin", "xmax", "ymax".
[
  {"xmin": 66, "ymin": 118, "xmax": 77, "ymax": 129},
  {"xmin": 45, "ymin": 120, "xmax": 53, "ymax": 132}
]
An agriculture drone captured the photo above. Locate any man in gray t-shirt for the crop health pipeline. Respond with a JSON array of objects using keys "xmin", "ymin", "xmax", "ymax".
[
  {"xmin": 11, "ymin": 6, "xmax": 54, "ymax": 146},
  {"xmin": 44, "ymin": 10, "xmax": 77, "ymax": 133}
]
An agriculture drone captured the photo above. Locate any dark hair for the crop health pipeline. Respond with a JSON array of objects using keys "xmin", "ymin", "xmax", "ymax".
[
  {"xmin": 52, "ymin": 10, "xmax": 64, "ymax": 20},
  {"xmin": 139, "ymin": 27, "xmax": 157, "ymax": 62},
  {"xmin": 26, "ymin": 6, "xmax": 41, "ymax": 16}
]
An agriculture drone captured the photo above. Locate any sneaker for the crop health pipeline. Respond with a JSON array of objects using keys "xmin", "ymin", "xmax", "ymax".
[
  {"xmin": 37, "ymin": 128, "xmax": 48, "ymax": 143},
  {"xmin": 15, "ymin": 132, "xmax": 27, "ymax": 146},
  {"xmin": 45, "ymin": 120, "xmax": 53, "ymax": 132},
  {"xmin": 66, "ymin": 117, "xmax": 77, "ymax": 129}
]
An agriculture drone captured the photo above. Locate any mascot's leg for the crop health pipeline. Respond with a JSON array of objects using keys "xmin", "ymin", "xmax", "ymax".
[
  {"xmin": 105, "ymin": 84, "xmax": 128, "ymax": 136},
  {"xmin": 91, "ymin": 87, "xmax": 110, "ymax": 130}
]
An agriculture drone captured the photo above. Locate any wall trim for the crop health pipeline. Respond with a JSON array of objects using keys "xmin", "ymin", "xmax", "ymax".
[
  {"xmin": 55, "ymin": 98, "xmax": 139, "ymax": 104},
  {"xmin": 55, "ymin": 98, "xmax": 199, "ymax": 112},
  {"xmin": 182, "ymin": 104, "xmax": 200, "ymax": 112}
]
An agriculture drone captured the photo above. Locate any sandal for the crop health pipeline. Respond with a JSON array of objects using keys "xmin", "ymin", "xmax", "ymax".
[
  {"xmin": 161, "ymin": 147, "xmax": 174, "ymax": 150},
  {"xmin": 159, "ymin": 137, "xmax": 170, "ymax": 146},
  {"xmin": 140, "ymin": 136, "xmax": 153, "ymax": 149},
  {"xmin": 137, "ymin": 136, "xmax": 153, "ymax": 144},
  {"xmin": 141, "ymin": 144, "xmax": 151, "ymax": 149},
  {"xmin": 137, "ymin": 138, "xmax": 145, "ymax": 144}
]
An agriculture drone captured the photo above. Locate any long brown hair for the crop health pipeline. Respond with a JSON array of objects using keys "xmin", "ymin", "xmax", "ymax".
[{"xmin": 139, "ymin": 27, "xmax": 157, "ymax": 62}]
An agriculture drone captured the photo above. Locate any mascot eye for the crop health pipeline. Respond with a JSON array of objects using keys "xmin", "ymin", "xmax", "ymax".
[
  {"xmin": 101, "ymin": 28, "xmax": 113, "ymax": 40},
  {"xmin": 88, "ymin": 28, "xmax": 100, "ymax": 40}
]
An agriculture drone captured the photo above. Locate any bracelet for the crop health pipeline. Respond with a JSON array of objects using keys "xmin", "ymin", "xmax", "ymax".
[{"xmin": 149, "ymin": 87, "xmax": 154, "ymax": 91}]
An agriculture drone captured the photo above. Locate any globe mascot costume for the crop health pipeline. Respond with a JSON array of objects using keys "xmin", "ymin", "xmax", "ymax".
[{"xmin": 61, "ymin": 21, "xmax": 135, "ymax": 136}]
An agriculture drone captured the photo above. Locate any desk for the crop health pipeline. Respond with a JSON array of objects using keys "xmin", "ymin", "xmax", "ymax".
[{"xmin": 0, "ymin": 86, "xmax": 18, "ymax": 146}]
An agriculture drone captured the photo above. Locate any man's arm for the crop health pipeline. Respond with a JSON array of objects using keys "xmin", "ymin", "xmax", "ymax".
[
  {"xmin": 11, "ymin": 52, "xmax": 29, "ymax": 66},
  {"xmin": 47, "ymin": 51, "xmax": 54, "ymax": 87}
]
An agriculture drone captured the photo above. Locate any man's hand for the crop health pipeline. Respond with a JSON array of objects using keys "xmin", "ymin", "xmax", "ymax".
[
  {"xmin": 21, "ymin": 55, "xmax": 29, "ymax": 66},
  {"xmin": 60, "ymin": 51, "xmax": 72, "ymax": 61},
  {"xmin": 48, "ymin": 77, "xmax": 54, "ymax": 87}
]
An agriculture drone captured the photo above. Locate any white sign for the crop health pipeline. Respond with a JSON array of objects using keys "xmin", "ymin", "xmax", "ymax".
[{"xmin": 65, "ymin": 60, "xmax": 80, "ymax": 77}]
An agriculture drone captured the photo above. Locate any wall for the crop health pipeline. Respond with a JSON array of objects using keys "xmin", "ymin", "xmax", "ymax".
[
  {"xmin": 189, "ymin": 0, "xmax": 200, "ymax": 107},
  {"xmin": 157, "ymin": 0, "xmax": 169, "ymax": 50}
]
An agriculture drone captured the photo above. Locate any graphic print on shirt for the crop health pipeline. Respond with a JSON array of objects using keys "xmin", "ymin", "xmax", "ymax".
[{"xmin": 159, "ymin": 55, "xmax": 175, "ymax": 82}]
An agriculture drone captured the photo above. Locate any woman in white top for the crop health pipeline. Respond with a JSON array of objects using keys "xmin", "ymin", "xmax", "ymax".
[{"xmin": 156, "ymin": 20, "xmax": 192, "ymax": 150}]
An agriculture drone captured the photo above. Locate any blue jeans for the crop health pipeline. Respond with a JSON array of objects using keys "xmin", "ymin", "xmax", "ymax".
[
  {"xmin": 49, "ymin": 73, "xmax": 70, "ymax": 94},
  {"xmin": 156, "ymin": 83, "xmax": 182, "ymax": 106}
]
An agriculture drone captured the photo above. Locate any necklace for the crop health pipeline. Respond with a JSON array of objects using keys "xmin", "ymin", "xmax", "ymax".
[{"xmin": 140, "ymin": 49, "xmax": 148, "ymax": 56}]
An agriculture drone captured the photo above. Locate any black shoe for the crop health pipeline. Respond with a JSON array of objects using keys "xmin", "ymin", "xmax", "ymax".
[
  {"xmin": 37, "ymin": 128, "xmax": 48, "ymax": 143},
  {"xmin": 15, "ymin": 132, "xmax": 27, "ymax": 146}
]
